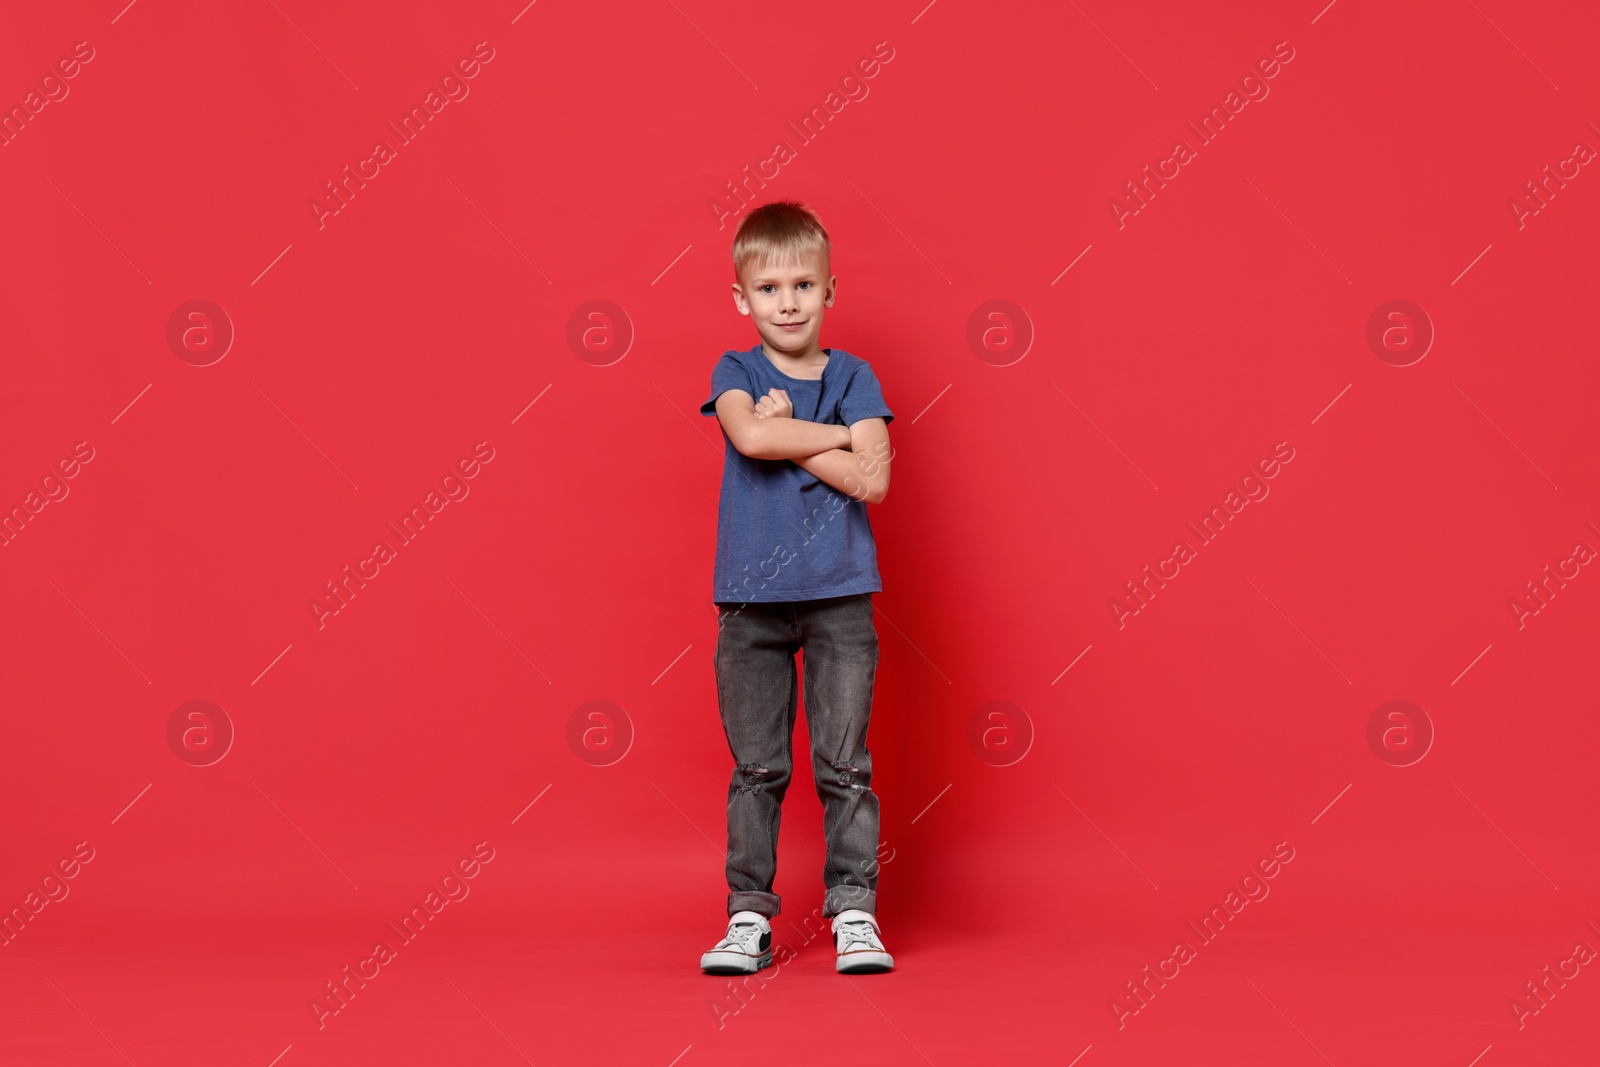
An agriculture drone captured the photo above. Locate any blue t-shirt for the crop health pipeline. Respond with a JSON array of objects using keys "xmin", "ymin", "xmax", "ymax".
[{"xmin": 700, "ymin": 345, "xmax": 894, "ymax": 603}]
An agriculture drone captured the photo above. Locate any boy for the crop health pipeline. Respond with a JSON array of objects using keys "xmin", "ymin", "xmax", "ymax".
[{"xmin": 696, "ymin": 200, "xmax": 896, "ymax": 976}]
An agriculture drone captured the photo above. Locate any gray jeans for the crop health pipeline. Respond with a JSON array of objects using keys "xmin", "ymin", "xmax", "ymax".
[{"xmin": 714, "ymin": 593, "xmax": 881, "ymax": 919}]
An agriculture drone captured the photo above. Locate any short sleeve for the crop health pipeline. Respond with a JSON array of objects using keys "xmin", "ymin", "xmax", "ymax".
[
  {"xmin": 838, "ymin": 361, "xmax": 894, "ymax": 426},
  {"xmin": 700, "ymin": 353, "xmax": 753, "ymax": 416}
]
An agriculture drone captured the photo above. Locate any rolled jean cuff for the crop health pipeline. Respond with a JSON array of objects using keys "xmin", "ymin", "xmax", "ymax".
[
  {"xmin": 728, "ymin": 890, "xmax": 780, "ymax": 918},
  {"xmin": 823, "ymin": 884, "xmax": 876, "ymax": 919}
]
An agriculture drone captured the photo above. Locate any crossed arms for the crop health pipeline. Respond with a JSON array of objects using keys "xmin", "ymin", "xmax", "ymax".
[{"xmin": 712, "ymin": 388, "xmax": 892, "ymax": 504}]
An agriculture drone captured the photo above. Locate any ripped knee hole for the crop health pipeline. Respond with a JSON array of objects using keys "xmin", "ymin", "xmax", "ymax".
[
  {"xmin": 737, "ymin": 763, "xmax": 777, "ymax": 793},
  {"xmin": 831, "ymin": 761, "xmax": 868, "ymax": 790}
]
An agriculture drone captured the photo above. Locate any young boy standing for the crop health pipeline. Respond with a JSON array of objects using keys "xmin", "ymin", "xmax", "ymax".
[{"xmin": 696, "ymin": 201, "xmax": 896, "ymax": 975}]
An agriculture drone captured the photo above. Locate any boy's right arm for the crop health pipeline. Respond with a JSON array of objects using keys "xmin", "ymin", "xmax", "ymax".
[{"xmin": 714, "ymin": 389, "xmax": 851, "ymax": 460}]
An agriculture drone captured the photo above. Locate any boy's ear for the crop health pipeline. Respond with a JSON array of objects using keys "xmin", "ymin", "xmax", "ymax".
[
  {"xmin": 825, "ymin": 275, "xmax": 838, "ymax": 307},
  {"xmin": 731, "ymin": 282, "xmax": 751, "ymax": 315}
]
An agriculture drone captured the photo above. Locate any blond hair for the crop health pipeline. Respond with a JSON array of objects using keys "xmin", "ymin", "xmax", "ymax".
[{"xmin": 731, "ymin": 200, "xmax": 830, "ymax": 282}]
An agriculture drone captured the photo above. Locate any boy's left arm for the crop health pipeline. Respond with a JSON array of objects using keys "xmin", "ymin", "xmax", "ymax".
[{"xmin": 791, "ymin": 418, "xmax": 892, "ymax": 504}]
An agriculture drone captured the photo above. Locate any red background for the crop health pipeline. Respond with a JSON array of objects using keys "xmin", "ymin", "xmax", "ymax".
[{"xmin": 3, "ymin": 1, "xmax": 1598, "ymax": 1064}]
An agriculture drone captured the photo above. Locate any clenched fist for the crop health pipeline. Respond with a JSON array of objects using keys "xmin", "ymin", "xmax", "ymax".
[{"xmin": 753, "ymin": 387, "xmax": 793, "ymax": 420}]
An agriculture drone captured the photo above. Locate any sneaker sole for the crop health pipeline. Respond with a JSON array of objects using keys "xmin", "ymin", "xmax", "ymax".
[
  {"xmin": 700, "ymin": 950, "xmax": 773, "ymax": 975},
  {"xmin": 836, "ymin": 950, "xmax": 894, "ymax": 974}
]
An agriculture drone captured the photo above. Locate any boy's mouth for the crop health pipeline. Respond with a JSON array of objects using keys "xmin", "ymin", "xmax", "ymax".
[{"xmin": 775, "ymin": 320, "xmax": 807, "ymax": 333}]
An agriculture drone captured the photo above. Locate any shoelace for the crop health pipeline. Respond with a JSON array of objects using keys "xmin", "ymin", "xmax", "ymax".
[
  {"xmin": 836, "ymin": 921, "xmax": 880, "ymax": 951},
  {"xmin": 718, "ymin": 922, "xmax": 762, "ymax": 951}
]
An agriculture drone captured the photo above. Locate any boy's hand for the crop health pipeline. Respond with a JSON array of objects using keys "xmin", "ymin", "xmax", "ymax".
[{"xmin": 753, "ymin": 388, "xmax": 793, "ymax": 420}]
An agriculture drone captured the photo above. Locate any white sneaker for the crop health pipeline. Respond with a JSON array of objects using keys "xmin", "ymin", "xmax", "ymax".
[
  {"xmin": 700, "ymin": 910, "xmax": 773, "ymax": 974},
  {"xmin": 832, "ymin": 909, "xmax": 894, "ymax": 973}
]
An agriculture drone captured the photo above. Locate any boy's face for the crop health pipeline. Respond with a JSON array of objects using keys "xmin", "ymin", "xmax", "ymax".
[{"xmin": 731, "ymin": 249, "xmax": 835, "ymax": 356}]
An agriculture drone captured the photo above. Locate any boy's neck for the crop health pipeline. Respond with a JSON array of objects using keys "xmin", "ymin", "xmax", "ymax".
[{"xmin": 760, "ymin": 342, "xmax": 829, "ymax": 377}]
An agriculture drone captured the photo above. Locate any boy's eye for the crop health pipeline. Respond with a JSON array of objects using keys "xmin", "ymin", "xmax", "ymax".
[
  {"xmin": 797, "ymin": 281, "xmax": 812, "ymax": 290},
  {"xmin": 760, "ymin": 285, "xmax": 775, "ymax": 294}
]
